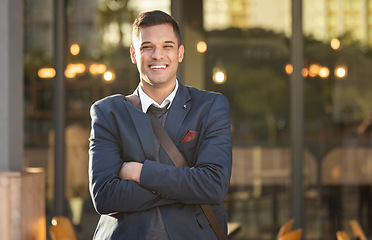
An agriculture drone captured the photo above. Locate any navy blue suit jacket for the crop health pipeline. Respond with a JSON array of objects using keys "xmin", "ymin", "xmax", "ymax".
[{"xmin": 89, "ymin": 83, "xmax": 232, "ymax": 239}]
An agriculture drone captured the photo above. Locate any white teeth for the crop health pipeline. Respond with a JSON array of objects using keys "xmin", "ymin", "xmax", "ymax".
[{"xmin": 150, "ymin": 65, "xmax": 166, "ymax": 69}]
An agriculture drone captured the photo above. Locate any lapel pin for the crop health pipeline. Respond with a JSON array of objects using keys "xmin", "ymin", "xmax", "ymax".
[{"xmin": 183, "ymin": 105, "xmax": 187, "ymax": 109}]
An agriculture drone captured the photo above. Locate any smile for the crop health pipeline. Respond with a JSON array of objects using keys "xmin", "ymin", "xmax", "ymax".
[{"xmin": 150, "ymin": 65, "xmax": 167, "ymax": 70}]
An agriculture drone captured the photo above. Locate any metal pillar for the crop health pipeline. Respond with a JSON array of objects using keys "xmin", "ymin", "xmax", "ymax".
[
  {"xmin": 291, "ymin": 0, "xmax": 304, "ymax": 230},
  {"xmin": 53, "ymin": 0, "xmax": 67, "ymax": 216},
  {"xmin": 0, "ymin": 0, "xmax": 24, "ymax": 171}
]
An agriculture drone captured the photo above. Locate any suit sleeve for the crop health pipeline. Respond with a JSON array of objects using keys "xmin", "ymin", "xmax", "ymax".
[
  {"xmin": 139, "ymin": 94, "xmax": 232, "ymax": 205},
  {"xmin": 89, "ymin": 103, "xmax": 177, "ymax": 215}
]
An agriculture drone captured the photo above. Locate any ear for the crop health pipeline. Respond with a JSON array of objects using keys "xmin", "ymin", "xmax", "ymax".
[
  {"xmin": 130, "ymin": 45, "xmax": 136, "ymax": 64},
  {"xmin": 178, "ymin": 45, "xmax": 184, "ymax": 63}
]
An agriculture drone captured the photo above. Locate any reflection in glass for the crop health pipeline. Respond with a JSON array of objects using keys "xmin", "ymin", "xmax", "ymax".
[
  {"xmin": 203, "ymin": 0, "xmax": 372, "ymax": 239},
  {"xmin": 23, "ymin": 0, "xmax": 372, "ymax": 239},
  {"xmin": 24, "ymin": 0, "xmax": 172, "ymax": 238}
]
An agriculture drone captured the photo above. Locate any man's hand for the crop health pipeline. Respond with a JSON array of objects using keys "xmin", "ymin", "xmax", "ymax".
[{"xmin": 119, "ymin": 162, "xmax": 143, "ymax": 183}]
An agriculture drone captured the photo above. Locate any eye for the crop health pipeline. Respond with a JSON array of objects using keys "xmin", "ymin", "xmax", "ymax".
[{"xmin": 141, "ymin": 45, "xmax": 152, "ymax": 50}]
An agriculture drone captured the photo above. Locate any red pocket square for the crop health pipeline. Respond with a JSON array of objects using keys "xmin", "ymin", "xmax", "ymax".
[{"xmin": 180, "ymin": 130, "xmax": 198, "ymax": 143}]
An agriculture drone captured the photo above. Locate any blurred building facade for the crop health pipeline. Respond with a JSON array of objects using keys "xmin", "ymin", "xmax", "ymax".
[{"xmin": 204, "ymin": 0, "xmax": 372, "ymax": 46}]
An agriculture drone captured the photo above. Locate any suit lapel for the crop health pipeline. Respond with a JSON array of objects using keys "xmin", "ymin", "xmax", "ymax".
[
  {"xmin": 164, "ymin": 83, "xmax": 191, "ymax": 143},
  {"xmin": 124, "ymin": 84, "xmax": 191, "ymax": 164},
  {"xmin": 124, "ymin": 92, "xmax": 157, "ymax": 161}
]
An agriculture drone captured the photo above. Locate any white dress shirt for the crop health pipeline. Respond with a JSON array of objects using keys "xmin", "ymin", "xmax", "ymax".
[{"xmin": 138, "ymin": 80, "xmax": 179, "ymax": 113}]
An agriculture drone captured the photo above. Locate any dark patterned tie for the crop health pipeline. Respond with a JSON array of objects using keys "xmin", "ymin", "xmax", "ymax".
[
  {"xmin": 147, "ymin": 104, "xmax": 169, "ymax": 119},
  {"xmin": 147, "ymin": 104, "xmax": 170, "ymax": 155}
]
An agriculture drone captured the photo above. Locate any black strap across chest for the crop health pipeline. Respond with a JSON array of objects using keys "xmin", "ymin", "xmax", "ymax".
[{"xmin": 125, "ymin": 94, "xmax": 226, "ymax": 240}]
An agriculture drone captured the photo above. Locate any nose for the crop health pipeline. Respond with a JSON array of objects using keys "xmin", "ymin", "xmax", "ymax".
[{"xmin": 152, "ymin": 46, "xmax": 164, "ymax": 60}]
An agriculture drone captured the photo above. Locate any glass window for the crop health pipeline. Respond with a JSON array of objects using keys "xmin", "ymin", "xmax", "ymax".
[
  {"xmin": 203, "ymin": 0, "xmax": 292, "ymax": 238},
  {"xmin": 304, "ymin": 0, "xmax": 372, "ymax": 239},
  {"xmin": 24, "ymin": 0, "xmax": 372, "ymax": 239},
  {"xmin": 203, "ymin": 0, "xmax": 372, "ymax": 239},
  {"xmin": 24, "ymin": 0, "xmax": 171, "ymax": 238}
]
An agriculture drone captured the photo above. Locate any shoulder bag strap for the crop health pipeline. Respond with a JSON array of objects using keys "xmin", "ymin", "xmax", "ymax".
[{"xmin": 126, "ymin": 94, "xmax": 227, "ymax": 240}]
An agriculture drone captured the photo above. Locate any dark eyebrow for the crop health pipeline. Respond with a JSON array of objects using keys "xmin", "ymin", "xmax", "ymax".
[
  {"xmin": 140, "ymin": 41, "xmax": 175, "ymax": 45},
  {"xmin": 164, "ymin": 41, "xmax": 176, "ymax": 44}
]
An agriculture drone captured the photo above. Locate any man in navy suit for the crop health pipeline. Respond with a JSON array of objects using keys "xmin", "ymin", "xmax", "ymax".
[{"xmin": 89, "ymin": 10, "xmax": 232, "ymax": 239}]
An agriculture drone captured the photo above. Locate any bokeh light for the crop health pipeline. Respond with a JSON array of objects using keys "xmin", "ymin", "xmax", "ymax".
[
  {"xmin": 38, "ymin": 68, "xmax": 56, "ymax": 78},
  {"xmin": 70, "ymin": 44, "xmax": 80, "ymax": 55},
  {"xmin": 330, "ymin": 38, "xmax": 340, "ymax": 50},
  {"xmin": 196, "ymin": 41, "xmax": 207, "ymax": 53}
]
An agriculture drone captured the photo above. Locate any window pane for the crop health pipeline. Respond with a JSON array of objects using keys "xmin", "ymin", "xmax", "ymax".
[
  {"xmin": 304, "ymin": 0, "xmax": 372, "ymax": 238},
  {"xmin": 204, "ymin": 0, "xmax": 292, "ymax": 238},
  {"xmin": 24, "ymin": 0, "xmax": 171, "ymax": 238},
  {"xmin": 24, "ymin": 0, "xmax": 372, "ymax": 239}
]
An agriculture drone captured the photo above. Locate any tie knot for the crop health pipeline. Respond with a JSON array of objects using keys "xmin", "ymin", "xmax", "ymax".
[{"xmin": 147, "ymin": 104, "xmax": 169, "ymax": 119}]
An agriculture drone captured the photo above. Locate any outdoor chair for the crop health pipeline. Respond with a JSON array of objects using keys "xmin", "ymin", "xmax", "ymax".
[
  {"xmin": 336, "ymin": 231, "xmax": 351, "ymax": 240},
  {"xmin": 277, "ymin": 219, "xmax": 302, "ymax": 240},
  {"xmin": 277, "ymin": 229, "xmax": 303, "ymax": 240},
  {"xmin": 349, "ymin": 219, "xmax": 367, "ymax": 240},
  {"xmin": 277, "ymin": 218, "xmax": 294, "ymax": 239}
]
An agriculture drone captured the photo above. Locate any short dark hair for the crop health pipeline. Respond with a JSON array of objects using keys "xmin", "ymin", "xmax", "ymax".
[{"xmin": 132, "ymin": 10, "xmax": 182, "ymax": 45}]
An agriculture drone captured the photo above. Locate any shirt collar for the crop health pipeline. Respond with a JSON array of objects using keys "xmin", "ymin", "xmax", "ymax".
[{"xmin": 138, "ymin": 80, "xmax": 179, "ymax": 113}]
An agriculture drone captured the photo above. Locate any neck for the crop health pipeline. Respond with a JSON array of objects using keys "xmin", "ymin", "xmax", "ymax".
[{"xmin": 141, "ymin": 80, "xmax": 176, "ymax": 105}]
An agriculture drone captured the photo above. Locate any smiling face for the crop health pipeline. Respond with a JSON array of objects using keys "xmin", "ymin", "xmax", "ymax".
[{"xmin": 130, "ymin": 23, "xmax": 184, "ymax": 91}]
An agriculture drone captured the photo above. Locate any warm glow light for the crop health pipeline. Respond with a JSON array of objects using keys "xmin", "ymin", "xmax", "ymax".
[
  {"xmin": 285, "ymin": 64, "xmax": 293, "ymax": 75},
  {"xmin": 65, "ymin": 63, "xmax": 86, "ymax": 78},
  {"xmin": 309, "ymin": 64, "xmax": 320, "ymax": 77},
  {"xmin": 319, "ymin": 67, "xmax": 330, "ymax": 78},
  {"xmin": 25, "ymin": 167, "xmax": 44, "ymax": 173},
  {"xmin": 335, "ymin": 66, "xmax": 347, "ymax": 78},
  {"xmin": 330, "ymin": 38, "xmax": 340, "ymax": 50},
  {"xmin": 38, "ymin": 68, "xmax": 56, "ymax": 78},
  {"xmin": 196, "ymin": 41, "xmax": 207, "ymax": 53},
  {"xmin": 51, "ymin": 219, "xmax": 57, "ymax": 226},
  {"xmin": 103, "ymin": 71, "xmax": 115, "ymax": 81},
  {"xmin": 286, "ymin": 63, "xmax": 331, "ymax": 79},
  {"xmin": 89, "ymin": 64, "xmax": 107, "ymax": 75},
  {"xmin": 70, "ymin": 44, "xmax": 80, "ymax": 55},
  {"xmin": 96, "ymin": 64, "xmax": 107, "ymax": 74},
  {"xmin": 65, "ymin": 68, "xmax": 76, "ymax": 78},
  {"xmin": 213, "ymin": 71, "xmax": 226, "ymax": 84},
  {"xmin": 302, "ymin": 68, "xmax": 308, "ymax": 77},
  {"xmin": 73, "ymin": 63, "xmax": 86, "ymax": 74}
]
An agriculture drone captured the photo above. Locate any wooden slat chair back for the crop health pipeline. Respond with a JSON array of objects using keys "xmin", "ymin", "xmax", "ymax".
[
  {"xmin": 349, "ymin": 220, "xmax": 367, "ymax": 240},
  {"xmin": 277, "ymin": 218, "xmax": 294, "ymax": 239},
  {"xmin": 336, "ymin": 231, "xmax": 351, "ymax": 240},
  {"xmin": 277, "ymin": 229, "xmax": 303, "ymax": 240}
]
